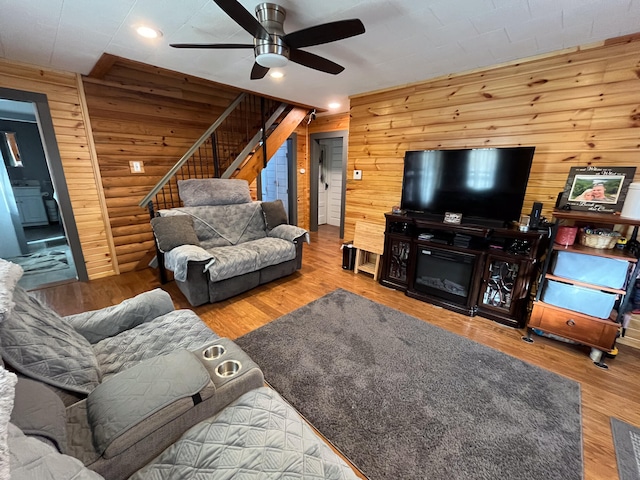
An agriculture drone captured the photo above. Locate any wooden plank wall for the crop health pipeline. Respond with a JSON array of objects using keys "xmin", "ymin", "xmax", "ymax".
[
  {"xmin": 346, "ymin": 38, "xmax": 640, "ymax": 241},
  {"xmin": 82, "ymin": 58, "xmax": 241, "ymax": 272},
  {"xmin": 0, "ymin": 58, "xmax": 115, "ymax": 279}
]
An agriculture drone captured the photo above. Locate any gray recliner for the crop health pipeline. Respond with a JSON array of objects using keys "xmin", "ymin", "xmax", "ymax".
[{"xmin": 0, "ymin": 259, "xmax": 264, "ymax": 479}]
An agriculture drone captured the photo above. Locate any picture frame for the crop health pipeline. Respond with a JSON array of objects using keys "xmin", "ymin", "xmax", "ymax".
[
  {"xmin": 443, "ymin": 211, "xmax": 462, "ymax": 224},
  {"xmin": 557, "ymin": 166, "xmax": 637, "ymax": 214}
]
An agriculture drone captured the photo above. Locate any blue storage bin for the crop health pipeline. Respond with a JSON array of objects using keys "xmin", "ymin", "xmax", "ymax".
[
  {"xmin": 551, "ymin": 251, "xmax": 629, "ymax": 289},
  {"xmin": 541, "ymin": 279, "xmax": 618, "ymax": 319}
]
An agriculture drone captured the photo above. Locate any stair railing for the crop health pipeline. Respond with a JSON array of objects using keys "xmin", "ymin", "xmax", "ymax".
[{"xmin": 138, "ymin": 93, "xmax": 246, "ymax": 210}]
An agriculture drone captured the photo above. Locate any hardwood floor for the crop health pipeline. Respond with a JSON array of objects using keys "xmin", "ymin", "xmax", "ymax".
[{"xmin": 34, "ymin": 225, "xmax": 640, "ymax": 480}]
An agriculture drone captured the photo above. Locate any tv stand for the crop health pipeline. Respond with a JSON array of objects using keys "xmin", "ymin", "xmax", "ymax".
[{"xmin": 380, "ymin": 213, "xmax": 547, "ymax": 328}]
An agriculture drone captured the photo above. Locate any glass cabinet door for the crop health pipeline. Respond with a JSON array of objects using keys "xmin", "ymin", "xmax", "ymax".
[
  {"xmin": 388, "ymin": 238, "xmax": 411, "ymax": 283},
  {"xmin": 481, "ymin": 258, "xmax": 520, "ymax": 311}
]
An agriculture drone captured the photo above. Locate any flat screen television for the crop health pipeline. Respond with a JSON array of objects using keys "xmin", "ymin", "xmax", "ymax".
[{"xmin": 400, "ymin": 147, "xmax": 535, "ymax": 226}]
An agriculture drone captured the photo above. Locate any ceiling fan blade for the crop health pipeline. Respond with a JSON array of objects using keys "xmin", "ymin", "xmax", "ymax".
[
  {"xmin": 170, "ymin": 43, "xmax": 254, "ymax": 49},
  {"xmin": 251, "ymin": 63, "xmax": 270, "ymax": 80},
  {"xmin": 283, "ymin": 19, "xmax": 365, "ymax": 48},
  {"xmin": 289, "ymin": 49, "xmax": 344, "ymax": 75},
  {"xmin": 213, "ymin": 0, "xmax": 270, "ymax": 40}
]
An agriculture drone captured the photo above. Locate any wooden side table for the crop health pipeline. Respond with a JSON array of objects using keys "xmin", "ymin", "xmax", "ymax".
[{"xmin": 353, "ymin": 221, "xmax": 385, "ymax": 281}]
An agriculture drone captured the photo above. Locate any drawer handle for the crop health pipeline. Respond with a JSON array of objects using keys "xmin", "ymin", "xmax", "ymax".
[{"xmin": 566, "ymin": 319, "xmax": 576, "ymax": 327}]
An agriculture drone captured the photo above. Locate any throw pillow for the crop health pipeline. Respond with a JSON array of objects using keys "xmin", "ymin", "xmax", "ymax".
[
  {"xmin": 261, "ymin": 199, "xmax": 288, "ymax": 230},
  {"xmin": 151, "ymin": 215, "xmax": 200, "ymax": 253},
  {"xmin": 0, "ymin": 367, "xmax": 17, "ymax": 480},
  {"xmin": 0, "ymin": 287, "xmax": 101, "ymax": 394},
  {"xmin": 178, "ymin": 178, "xmax": 252, "ymax": 206}
]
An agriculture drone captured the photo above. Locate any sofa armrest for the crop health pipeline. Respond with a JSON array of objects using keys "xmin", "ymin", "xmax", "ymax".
[
  {"xmin": 267, "ymin": 224, "xmax": 309, "ymax": 244},
  {"xmin": 86, "ymin": 350, "xmax": 212, "ymax": 459},
  {"xmin": 64, "ymin": 289, "xmax": 175, "ymax": 344},
  {"xmin": 163, "ymin": 244, "xmax": 214, "ymax": 282}
]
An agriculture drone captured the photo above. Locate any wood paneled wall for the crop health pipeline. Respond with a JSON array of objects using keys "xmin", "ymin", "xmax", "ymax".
[
  {"xmin": 82, "ymin": 58, "xmax": 242, "ymax": 272},
  {"xmin": 346, "ymin": 38, "xmax": 640, "ymax": 240},
  {"xmin": 0, "ymin": 58, "xmax": 115, "ymax": 279}
]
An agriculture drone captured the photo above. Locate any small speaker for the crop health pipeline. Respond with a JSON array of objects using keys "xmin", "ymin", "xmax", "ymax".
[
  {"xmin": 530, "ymin": 202, "xmax": 543, "ymax": 229},
  {"xmin": 555, "ymin": 192, "xmax": 564, "ymax": 208}
]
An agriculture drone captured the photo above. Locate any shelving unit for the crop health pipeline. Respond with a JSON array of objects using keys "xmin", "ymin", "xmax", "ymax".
[{"xmin": 524, "ymin": 209, "xmax": 640, "ymax": 368}]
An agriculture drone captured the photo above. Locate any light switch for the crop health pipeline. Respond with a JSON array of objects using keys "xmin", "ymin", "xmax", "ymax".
[
  {"xmin": 353, "ymin": 170, "xmax": 362, "ymax": 180},
  {"xmin": 129, "ymin": 161, "xmax": 145, "ymax": 173}
]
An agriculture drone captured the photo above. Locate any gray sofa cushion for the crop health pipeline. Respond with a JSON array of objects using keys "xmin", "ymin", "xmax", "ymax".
[
  {"xmin": 206, "ymin": 245, "xmax": 260, "ymax": 282},
  {"xmin": 241, "ymin": 237, "xmax": 297, "ymax": 269},
  {"xmin": 63, "ymin": 289, "xmax": 175, "ymax": 344},
  {"xmin": 178, "ymin": 178, "xmax": 252, "ymax": 206},
  {"xmin": 151, "ymin": 215, "xmax": 200, "ymax": 252},
  {"xmin": 0, "ymin": 287, "xmax": 101, "ymax": 394},
  {"xmin": 87, "ymin": 350, "xmax": 211, "ymax": 457},
  {"xmin": 93, "ymin": 309, "xmax": 219, "ymax": 380},
  {"xmin": 11, "ymin": 378, "xmax": 67, "ymax": 453},
  {"xmin": 129, "ymin": 387, "xmax": 359, "ymax": 480},
  {"xmin": 261, "ymin": 199, "xmax": 288, "ymax": 230},
  {"xmin": 8, "ymin": 423, "xmax": 103, "ymax": 480}
]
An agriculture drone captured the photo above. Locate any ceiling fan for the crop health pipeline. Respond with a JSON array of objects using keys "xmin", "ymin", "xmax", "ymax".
[{"xmin": 170, "ymin": 0, "xmax": 365, "ymax": 79}]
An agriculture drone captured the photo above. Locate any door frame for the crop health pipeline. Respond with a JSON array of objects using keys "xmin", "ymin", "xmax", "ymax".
[
  {"xmin": 309, "ymin": 130, "xmax": 348, "ymax": 238},
  {"xmin": 256, "ymin": 134, "xmax": 298, "ymax": 225},
  {"xmin": 0, "ymin": 87, "xmax": 88, "ymax": 281}
]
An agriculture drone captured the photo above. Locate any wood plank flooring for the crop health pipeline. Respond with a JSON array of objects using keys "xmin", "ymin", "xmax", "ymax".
[{"xmin": 34, "ymin": 225, "xmax": 640, "ymax": 480}]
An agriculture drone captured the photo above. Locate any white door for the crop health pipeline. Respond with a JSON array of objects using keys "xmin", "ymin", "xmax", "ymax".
[
  {"xmin": 318, "ymin": 138, "xmax": 343, "ymax": 227},
  {"xmin": 261, "ymin": 142, "xmax": 289, "ymax": 217}
]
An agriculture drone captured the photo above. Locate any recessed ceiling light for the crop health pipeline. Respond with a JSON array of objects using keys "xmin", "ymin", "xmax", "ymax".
[
  {"xmin": 136, "ymin": 26, "xmax": 162, "ymax": 39},
  {"xmin": 270, "ymin": 71, "xmax": 284, "ymax": 79},
  {"xmin": 328, "ymin": 102, "xmax": 341, "ymax": 110}
]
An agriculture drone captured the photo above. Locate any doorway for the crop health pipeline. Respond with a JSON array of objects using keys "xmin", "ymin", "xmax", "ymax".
[
  {"xmin": 310, "ymin": 130, "xmax": 348, "ymax": 238},
  {"xmin": 258, "ymin": 135, "xmax": 298, "ymax": 225},
  {"xmin": 0, "ymin": 88, "xmax": 87, "ymax": 289}
]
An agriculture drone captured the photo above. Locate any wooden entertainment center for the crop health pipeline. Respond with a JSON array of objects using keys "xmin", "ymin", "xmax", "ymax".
[{"xmin": 380, "ymin": 213, "xmax": 547, "ymax": 328}]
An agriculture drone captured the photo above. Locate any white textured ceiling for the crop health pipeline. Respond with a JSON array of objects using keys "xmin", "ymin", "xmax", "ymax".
[{"xmin": 0, "ymin": 0, "xmax": 639, "ymax": 112}]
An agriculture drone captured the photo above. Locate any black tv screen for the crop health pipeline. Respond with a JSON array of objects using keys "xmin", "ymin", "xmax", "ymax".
[{"xmin": 400, "ymin": 147, "xmax": 535, "ymax": 225}]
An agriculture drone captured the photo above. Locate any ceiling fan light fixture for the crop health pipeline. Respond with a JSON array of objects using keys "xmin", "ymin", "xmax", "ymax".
[{"xmin": 256, "ymin": 52, "xmax": 288, "ymax": 68}]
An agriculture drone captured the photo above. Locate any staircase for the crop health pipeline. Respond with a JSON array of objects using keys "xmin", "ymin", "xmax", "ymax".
[{"xmin": 138, "ymin": 92, "xmax": 309, "ymax": 215}]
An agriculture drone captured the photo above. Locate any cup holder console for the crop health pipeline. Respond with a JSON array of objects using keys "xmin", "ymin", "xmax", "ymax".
[
  {"xmin": 215, "ymin": 360, "xmax": 242, "ymax": 378},
  {"xmin": 202, "ymin": 345, "xmax": 226, "ymax": 360},
  {"xmin": 195, "ymin": 339, "xmax": 259, "ymax": 385}
]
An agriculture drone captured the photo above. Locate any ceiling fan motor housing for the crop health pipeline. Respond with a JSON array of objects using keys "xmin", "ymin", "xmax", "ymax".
[{"xmin": 254, "ymin": 3, "xmax": 289, "ymax": 68}]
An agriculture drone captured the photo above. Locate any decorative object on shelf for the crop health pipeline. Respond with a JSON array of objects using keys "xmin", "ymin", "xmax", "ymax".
[
  {"xmin": 443, "ymin": 211, "xmax": 462, "ymax": 224},
  {"xmin": 620, "ymin": 182, "xmax": 640, "ymax": 220},
  {"xmin": 519, "ymin": 214, "xmax": 530, "ymax": 232},
  {"xmin": 578, "ymin": 227, "xmax": 621, "ymax": 250},
  {"xmin": 557, "ymin": 166, "xmax": 636, "ymax": 214},
  {"xmin": 555, "ymin": 226, "xmax": 578, "ymax": 246}
]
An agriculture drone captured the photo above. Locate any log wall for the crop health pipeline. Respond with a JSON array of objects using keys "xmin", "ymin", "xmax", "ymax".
[
  {"xmin": 0, "ymin": 58, "xmax": 115, "ymax": 279},
  {"xmin": 346, "ymin": 38, "xmax": 640, "ymax": 240},
  {"xmin": 82, "ymin": 58, "xmax": 241, "ymax": 272}
]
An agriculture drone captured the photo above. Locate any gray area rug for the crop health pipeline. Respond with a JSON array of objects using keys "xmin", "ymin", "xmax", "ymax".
[
  {"xmin": 236, "ymin": 289, "xmax": 583, "ymax": 479},
  {"xmin": 611, "ymin": 417, "xmax": 640, "ymax": 480}
]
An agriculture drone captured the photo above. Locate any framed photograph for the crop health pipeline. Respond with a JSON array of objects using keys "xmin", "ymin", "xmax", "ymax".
[
  {"xmin": 558, "ymin": 166, "xmax": 636, "ymax": 213},
  {"xmin": 443, "ymin": 212, "xmax": 462, "ymax": 224}
]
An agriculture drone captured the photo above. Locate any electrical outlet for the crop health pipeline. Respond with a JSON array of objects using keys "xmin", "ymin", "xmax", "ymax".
[{"xmin": 353, "ymin": 170, "xmax": 362, "ymax": 180}]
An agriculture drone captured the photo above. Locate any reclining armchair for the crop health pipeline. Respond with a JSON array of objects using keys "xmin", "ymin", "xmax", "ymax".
[{"xmin": 0, "ymin": 259, "xmax": 264, "ymax": 479}]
